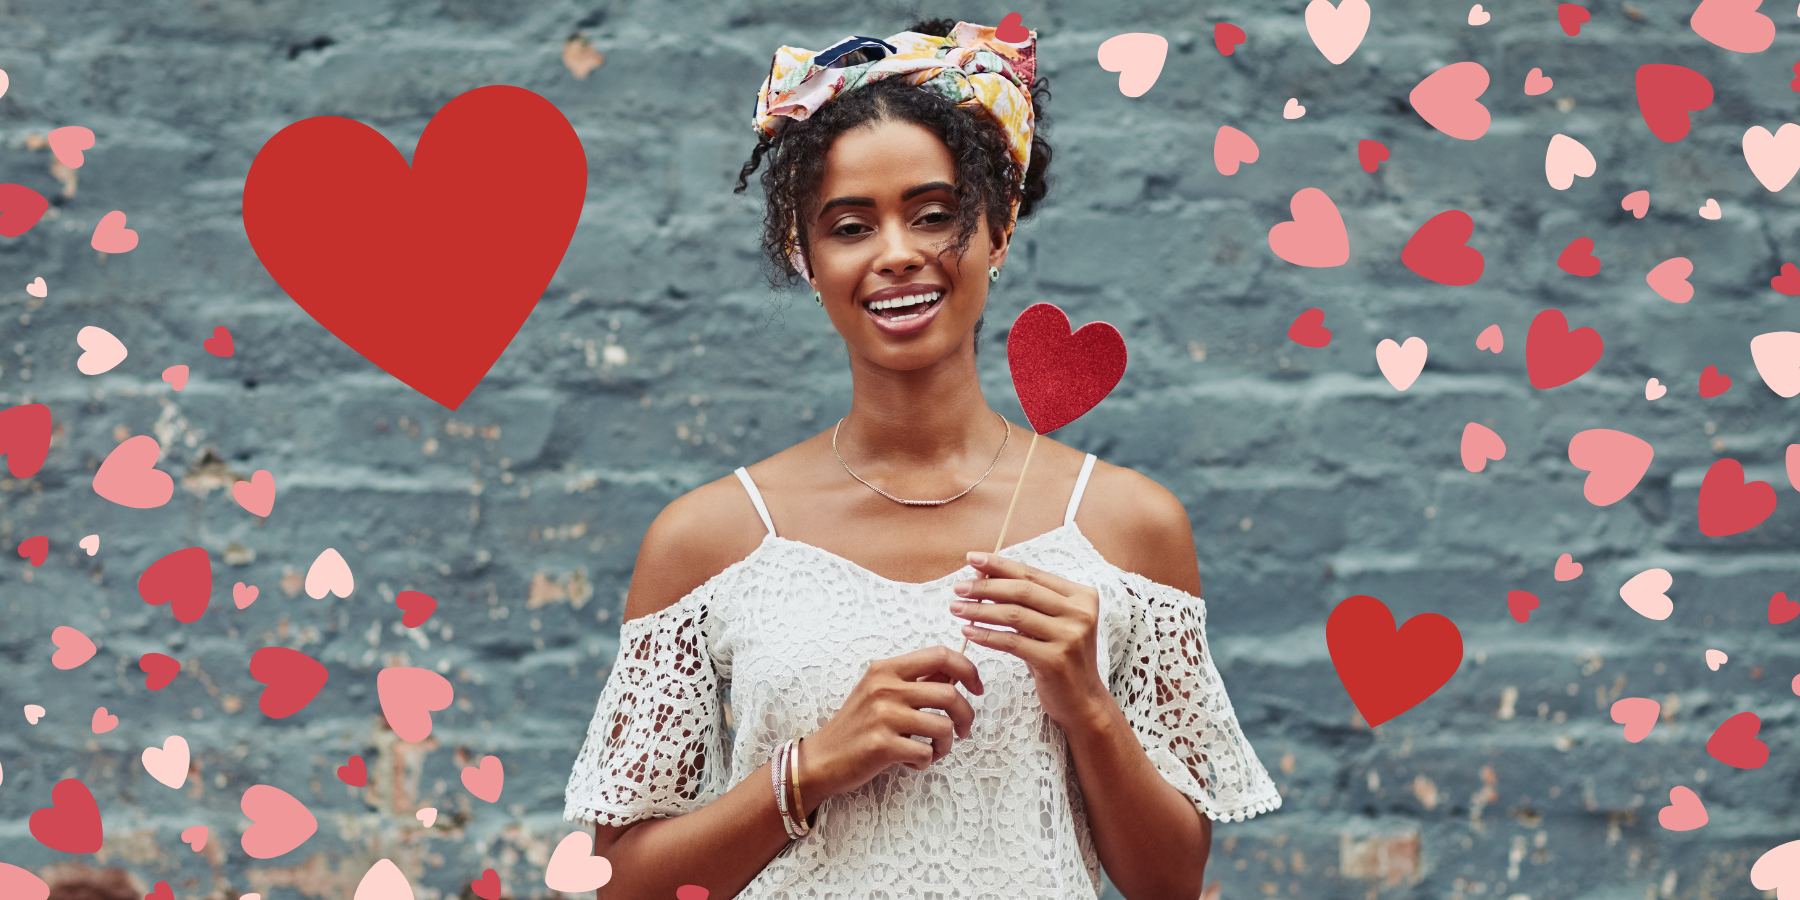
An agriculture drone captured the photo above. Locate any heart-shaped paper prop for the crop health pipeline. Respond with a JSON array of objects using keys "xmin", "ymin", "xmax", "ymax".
[
  {"xmin": 1006, "ymin": 302, "xmax": 1126, "ymax": 434},
  {"xmin": 242, "ymin": 85, "xmax": 587, "ymax": 410},
  {"xmin": 1326, "ymin": 594, "xmax": 1463, "ymax": 727}
]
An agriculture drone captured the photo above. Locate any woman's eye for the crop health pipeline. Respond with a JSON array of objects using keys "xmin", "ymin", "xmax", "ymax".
[{"xmin": 834, "ymin": 212, "xmax": 951, "ymax": 237}]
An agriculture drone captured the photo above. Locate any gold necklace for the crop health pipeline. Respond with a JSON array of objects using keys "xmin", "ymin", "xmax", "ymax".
[{"xmin": 832, "ymin": 411, "xmax": 1010, "ymax": 507}]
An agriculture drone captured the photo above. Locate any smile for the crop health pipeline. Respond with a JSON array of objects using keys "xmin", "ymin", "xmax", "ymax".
[{"xmin": 862, "ymin": 291, "xmax": 945, "ymax": 335}]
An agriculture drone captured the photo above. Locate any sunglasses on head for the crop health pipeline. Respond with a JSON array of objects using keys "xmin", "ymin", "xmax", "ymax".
[{"xmin": 813, "ymin": 35, "xmax": 898, "ymax": 68}]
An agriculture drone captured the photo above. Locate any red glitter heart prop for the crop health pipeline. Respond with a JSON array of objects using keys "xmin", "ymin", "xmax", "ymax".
[{"xmin": 1005, "ymin": 302, "xmax": 1126, "ymax": 434}]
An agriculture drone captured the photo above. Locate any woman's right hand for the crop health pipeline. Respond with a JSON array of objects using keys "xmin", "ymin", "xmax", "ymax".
[{"xmin": 801, "ymin": 645, "xmax": 985, "ymax": 799}]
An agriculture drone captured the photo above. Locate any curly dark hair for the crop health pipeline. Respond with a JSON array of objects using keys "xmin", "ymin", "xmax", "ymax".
[{"xmin": 734, "ymin": 16, "xmax": 1054, "ymax": 355}]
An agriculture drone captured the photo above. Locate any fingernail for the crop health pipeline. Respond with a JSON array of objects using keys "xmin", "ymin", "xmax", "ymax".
[
  {"xmin": 967, "ymin": 551, "xmax": 987, "ymax": 566},
  {"xmin": 952, "ymin": 582, "xmax": 971, "ymax": 596}
]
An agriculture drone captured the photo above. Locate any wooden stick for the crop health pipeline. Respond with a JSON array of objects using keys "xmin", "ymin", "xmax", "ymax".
[{"xmin": 956, "ymin": 430, "xmax": 1038, "ymax": 657}]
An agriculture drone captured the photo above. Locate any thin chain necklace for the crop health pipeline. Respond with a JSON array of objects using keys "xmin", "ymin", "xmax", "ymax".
[{"xmin": 832, "ymin": 410, "xmax": 1010, "ymax": 507}]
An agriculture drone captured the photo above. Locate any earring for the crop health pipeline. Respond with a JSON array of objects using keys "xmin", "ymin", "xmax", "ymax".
[
  {"xmin": 989, "ymin": 266, "xmax": 1000, "ymax": 283},
  {"xmin": 813, "ymin": 290, "xmax": 823, "ymax": 306}
]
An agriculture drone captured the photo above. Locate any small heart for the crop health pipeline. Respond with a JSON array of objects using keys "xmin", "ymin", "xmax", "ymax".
[
  {"xmin": 460, "ymin": 754, "xmax": 504, "ymax": 803},
  {"xmin": 78, "ymin": 534, "xmax": 99, "ymax": 556},
  {"xmin": 1705, "ymin": 648, "xmax": 1729, "ymax": 670},
  {"xmin": 1096, "ymin": 32, "xmax": 1168, "ymax": 98},
  {"xmin": 1356, "ymin": 138, "xmax": 1389, "ymax": 173},
  {"xmin": 1705, "ymin": 711, "xmax": 1769, "ymax": 769},
  {"xmin": 90, "ymin": 210, "xmax": 138, "ymax": 254},
  {"xmin": 1569, "ymin": 428, "xmax": 1654, "ymax": 506},
  {"xmin": 1558, "ymin": 3, "xmax": 1591, "ymax": 36},
  {"xmin": 471, "ymin": 868, "xmax": 502, "ymax": 900},
  {"xmin": 1658, "ymin": 786, "xmax": 1708, "ymax": 832},
  {"xmin": 162, "ymin": 365, "xmax": 189, "ymax": 391},
  {"xmin": 1698, "ymin": 364, "xmax": 1732, "ymax": 398},
  {"xmin": 25, "ymin": 276, "xmax": 46, "ymax": 297},
  {"xmin": 1475, "ymin": 324, "xmax": 1503, "ymax": 353},
  {"xmin": 545, "ymin": 831, "xmax": 615, "ymax": 892},
  {"xmin": 1212, "ymin": 22, "xmax": 1247, "ymax": 56},
  {"xmin": 1410, "ymin": 61, "xmax": 1491, "ymax": 140},
  {"xmin": 1553, "ymin": 553, "xmax": 1583, "ymax": 582},
  {"xmin": 1771, "ymin": 262, "xmax": 1800, "ymax": 295},
  {"xmin": 1286, "ymin": 307, "xmax": 1332, "ymax": 348},
  {"xmin": 51, "ymin": 625, "xmax": 97, "ymax": 670},
  {"xmin": 1698, "ymin": 197, "xmax": 1722, "ymax": 219},
  {"xmin": 239, "ymin": 783, "xmax": 318, "ymax": 859},
  {"xmin": 93, "ymin": 434, "xmax": 174, "ymax": 509},
  {"xmin": 142, "ymin": 735, "xmax": 191, "ymax": 789},
  {"xmin": 1691, "ymin": 0, "xmax": 1776, "ymax": 53},
  {"xmin": 1506, "ymin": 590, "xmax": 1538, "ymax": 623},
  {"xmin": 139, "ymin": 652, "xmax": 181, "ymax": 690},
  {"xmin": 1646, "ymin": 256, "xmax": 1695, "ymax": 303},
  {"xmin": 1375, "ymin": 336, "xmax": 1428, "ymax": 391},
  {"xmin": 378, "ymin": 666, "xmax": 455, "ymax": 742},
  {"xmin": 1306, "ymin": 0, "xmax": 1370, "ymax": 64},
  {"xmin": 1556, "ymin": 236, "xmax": 1602, "ymax": 277},
  {"xmin": 1545, "ymin": 133, "xmax": 1597, "ymax": 190},
  {"xmin": 1751, "ymin": 331, "xmax": 1800, "ymax": 398},
  {"xmin": 180, "ymin": 824, "xmax": 209, "ymax": 851},
  {"xmin": 1213, "ymin": 125, "xmax": 1260, "ymax": 176},
  {"xmin": 1283, "ymin": 97, "xmax": 1306, "ymax": 119},
  {"xmin": 1645, "ymin": 377, "xmax": 1667, "ymax": 400},
  {"xmin": 356, "ymin": 859, "xmax": 416, "ymax": 899},
  {"xmin": 1460, "ymin": 422, "xmax": 1506, "ymax": 473},
  {"xmin": 249, "ymin": 647, "xmax": 329, "ymax": 719},
  {"xmin": 1268, "ymin": 187, "xmax": 1350, "ymax": 268},
  {"xmin": 23, "ymin": 704, "xmax": 45, "ymax": 725},
  {"xmin": 995, "ymin": 11, "xmax": 1028, "ymax": 42},
  {"xmin": 1467, "ymin": 4, "xmax": 1491, "ymax": 25},
  {"xmin": 75, "ymin": 325, "xmax": 129, "ymax": 375},
  {"xmin": 203, "ymin": 325, "xmax": 234, "ymax": 358},
  {"xmin": 47, "ymin": 126, "xmax": 95, "ymax": 169},
  {"xmin": 416, "ymin": 807, "xmax": 437, "ymax": 828},
  {"xmin": 145, "ymin": 881, "xmax": 173, "ymax": 900},
  {"xmin": 306, "ymin": 548, "xmax": 354, "ymax": 599},
  {"xmin": 1523, "ymin": 67, "xmax": 1553, "ymax": 95},
  {"xmin": 17, "ymin": 535, "xmax": 47, "ymax": 567},
  {"xmin": 1770, "ymin": 590, "xmax": 1800, "ymax": 625},
  {"xmin": 233, "ymin": 582, "xmax": 259, "ymax": 610},
  {"xmin": 1619, "ymin": 567, "xmax": 1674, "ymax": 621},
  {"xmin": 396, "ymin": 590, "xmax": 437, "ymax": 628},
  {"xmin": 1621, "ymin": 189, "xmax": 1650, "ymax": 218},
  {"xmin": 232, "ymin": 469, "xmax": 277, "ymax": 518},
  {"xmin": 0, "ymin": 184, "xmax": 50, "ymax": 239},
  {"xmin": 1750, "ymin": 838, "xmax": 1800, "ymax": 895},
  {"xmin": 1609, "ymin": 696, "xmax": 1661, "ymax": 742},
  {"xmin": 89, "ymin": 706, "xmax": 118, "ymax": 734},
  {"xmin": 337, "ymin": 755, "xmax": 368, "ymax": 787}
]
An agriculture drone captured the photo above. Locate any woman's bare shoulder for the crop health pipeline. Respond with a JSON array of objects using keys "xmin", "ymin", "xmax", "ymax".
[
  {"xmin": 622, "ymin": 469, "xmax": 775, "ymax": 623},
  {"xmin": 1075, "ymin": 457, "xmax": 1203, "ymax": 596}
]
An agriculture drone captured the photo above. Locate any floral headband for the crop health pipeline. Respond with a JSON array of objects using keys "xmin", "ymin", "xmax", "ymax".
[{"xmin": 751, "ymin": 20, "xmax": 1039, "ymax": 283}]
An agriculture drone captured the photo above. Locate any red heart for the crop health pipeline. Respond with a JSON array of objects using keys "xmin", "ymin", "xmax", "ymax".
[
  {"xmin": 1634, "ymin": 64, "xmax": 1714, "ymax": 143},
  {"xmin": 1525, "ymin": 308, "xmax": 1604, "ymax": 390},
  {"xmin": 1697, "ymin": 458, "xmax": 1776, "ymax": 538},
  {"xmin": 0, "ymin": 402, "xmax": 53, "ymax": 478},
  {"xmin": 471, "ymin": 868, "xmax": 502, "ymax": 900},
  {"xmin": 1356, "ymin": 139, "xmax": 1389, "ymax": 173},
  {"xmin": 139, "ymin": 652, "xmax": 181, "ymax": 691},
  {"xmin": 995, "ymin": 11, "xmax": 1028, "ymax": 43},
  {"xmin": 249, "ymin": 646, "xmax": 330, "ymax": 719},
  {"xmin": 203, "ymin": 325, "xmax": 234, "ymax": 358},
  {"xmin": 1792, "ymin": 61, "xmax": 1800, "ymax": 92},
  {"xmin": 1771, "ymin": 262, "xmax": 1800, "ymax": 295},
  {"xmin": 1556, "ymin": 236, "xmax": 1601, "ymax": 277},
  {"xmin": 396, "ymin": 589, "xmax": 438, "ymax": 628},
  {"xmin": 1698, "ymin": 364, "xmax": 1732, "ymax": 398},
  {"xmin": 337, "ymin": 754, "xmax": 368, "ymax": 787},
  {"xmin": 145, "ymin": 881, "xmax": 174, "ymax": 900},
  {"xmin": 1326, "ymin": 595, "xmax": 1463, "ymax": 727},
  {"xmin": 1401, "ymin": 210, "xmax": 1484, "ymax": 286},
  {"xmin": 138, "ymin": 546, "xmax": 213, "ymax": 624},
  {"xmin": 1704, "ymin": 711, "xmax": 1769, "ymax": 769},
  {"xmin": 0, "ymin": 183, "xmax": 50, "ymax": 238},
  {"xmin": 17, "ymin": 535, "xmax": 47, "ymax": 567},
  {"xmin": 1506, "ymin": 590, "xmax": 1539, "ymax": 623},
  {"xmin": 242, "ymin": 85, "xmax": 587, "ymax": 410},
  {"xmin": 1005, "ymin": 302, "xmax": 1127, "ymax": 434},
  {"xmin": 1557, "ymin": 3, "xmax": 1591, "ymax": 36},
  {"xmin": 1287, "ymin": 307, "xmax": 1332, "ymax": 348},
  {"xmin": 28, "ymin": 777, "xmax": 104, "ymax": 854},
  {"xmin": 1769, "ymin": 591, "xmax": 1799, "ymax": 625},
  {"xmin": 1213, "ymin": 22, "xmax": 1247, "ymax": 56}
]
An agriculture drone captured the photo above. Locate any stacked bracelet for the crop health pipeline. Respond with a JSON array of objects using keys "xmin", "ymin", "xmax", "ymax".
[{"xmin": 769, "ymin": 735, "xmax": 819, "ymax": 840}]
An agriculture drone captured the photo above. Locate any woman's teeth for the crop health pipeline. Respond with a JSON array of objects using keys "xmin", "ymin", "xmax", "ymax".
[{"xmin": 865, "ymin": 291, "xmax": 942, "ymax": 320}]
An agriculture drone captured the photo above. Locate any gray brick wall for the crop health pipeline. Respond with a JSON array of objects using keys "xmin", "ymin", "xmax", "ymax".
[{"xmin": 2, "ymin": 1, "xmax": 1797, "ymax": 897}]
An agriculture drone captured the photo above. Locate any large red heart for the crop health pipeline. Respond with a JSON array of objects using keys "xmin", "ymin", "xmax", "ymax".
[
  {"xmin": 1326, "ymin": 594, "xmax": 1463, "ymax": 727},
  {"xmin": 28, "ymin": 777, "xmax": 103, "ymax": 854},
  {"xmin": 1634, "ymin": 64, "xmax": 1713, "ymax": 142},
  {"xmin": 249, "ymin": 646, "xmax": 330, "ymax": 719},
  {"xmin": 138, "ymin": 546, "xmax": 213, "ymax": 624},
  {"xmin": 242, "ymin": 85, "xmax": 587, "ymax": 410},
  {"xmin": 1525, "ymin": 308, "xmax": 1604, "ymax": 389},
  {"xmin": 0, "ymin": 184, "xmax": 50, "ymax": 238},
  {"xmin": 1697, "ymin": 457, "xmax": 1776, "ymax": 537},
  {"xmin": 1005, "ymin": 302, "xmax": 1127, "ymax": 434}
]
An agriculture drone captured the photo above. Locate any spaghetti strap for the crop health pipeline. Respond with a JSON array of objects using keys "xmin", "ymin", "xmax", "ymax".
[
  {"xmin": 733, "ymin": 467, "xmax": 778, "ymax": 537},
  {"xmin": 1064, "ymin": 453, "xmax": 1097, "ymax": 526}
]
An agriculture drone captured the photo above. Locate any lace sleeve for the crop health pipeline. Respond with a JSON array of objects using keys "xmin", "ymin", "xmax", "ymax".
[
  {"xmin": 1109, "ymin": 570, "xmax": 1283, "ymax": 824},
  {"xmin": 563, "ymin": 589, "xmax": 732, "ymax": 828}
]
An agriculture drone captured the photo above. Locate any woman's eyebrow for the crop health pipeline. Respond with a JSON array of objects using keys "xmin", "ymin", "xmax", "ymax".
[{"xmin": 816, "ymin": 181, "xmax": 954, "ymax": 219}]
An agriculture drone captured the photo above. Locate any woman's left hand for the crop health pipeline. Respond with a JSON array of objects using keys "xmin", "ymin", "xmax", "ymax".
[{"xmin": 949, "ymin": 551, "xmax": 1115, "ymax": 733}]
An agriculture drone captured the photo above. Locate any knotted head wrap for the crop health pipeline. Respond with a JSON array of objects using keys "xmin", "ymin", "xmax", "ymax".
[{"xmin": 751, "ymin": 20, "xmax": 1039, "ymax": 283}]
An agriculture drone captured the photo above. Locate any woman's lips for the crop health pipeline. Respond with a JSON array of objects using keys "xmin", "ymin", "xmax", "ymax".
[{"xmin": 863, "ymin": 294, "xmax": 945, "ymax": 336}]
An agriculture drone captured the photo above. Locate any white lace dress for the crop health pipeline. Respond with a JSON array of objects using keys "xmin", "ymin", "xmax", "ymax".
[{"xmin": 563, "ymin": 453, "xmax": 1283, "ymax": 898}]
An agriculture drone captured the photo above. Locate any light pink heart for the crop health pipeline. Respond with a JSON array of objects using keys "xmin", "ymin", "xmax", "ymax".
[
  {"xmin": 1475, "ymin": 324, "xmax": 1503, "ymax": 353},
  {"xmin": 1610, "ymin": 696, "xmax": 1662, "ymax": 742},
  {"xmin": 1698, "ymin": 198, "xmax": 1722, "ymax": 220},
  {"xmin": 1743, "ymin": 123, "xmax": 1800, "ymax": 192},
  {"xmin": 1545, "ymin": 133, "xmax": 1597, "ymax": 190},
  {"xmin": 1645, "ymin": 377, "xmax": 1667, "ymax": 400},
  {"xmin": 1376, "ymin": 336, "xmax": 1428, "ymax": 391},
  {"xmin": 415, "ymin": 807, "xmax": 437, "ymax": 828},
  {"xmin": 240, "ymin": 784, "xmax": 318, "ymax": 859},
  {"xmin": 1282, "ymin": 97, "xmax": 1306, "ymax": 119},
  {"xmin": 355, "ymin": 858, "xmax": 416, "ymax": 899},
  {"xmin": 1750, "ymin": 838, "xmax": 1800, "ymax": 895},
  {"xmin": 1459, "ymin": 422, "xmax": 1506, "ymax": 472},
  {"xmin": 461, "ymin": 755, "xmax": 505, "ymax": 803},
  {"xmin": 1705, "ymin": 648, "xmax": 1729, "ymax": 670},
  {"xmin": 233, "ymin": 469, "xmax": 276, "ymax": 518},
  {"xmin": 1409, "ymin": 61, "xmax": 1491, "ymax": 140},
  {"xmin": 377, "ymin": 666, "xmax": 454, "ymax": 742},
  {"xmin": 93, "ymin": 434, "xmax": 174, "ymax": 509},
  {"xmin": 1523, "ymin": 67, "xmax": 1553, "ymax": 95},
  {"xmin": 1691, "ymin": 0, "xmax": 1775, "ymax": 53},
  {"xmin": 545, "ymin": 831, "xmax": 614, "ymax": 892},
  {"xmin": 23, "ymin": 704, "xmax": 45, "ymax": 725},
  {"xmin": 1621, "ymin": 189, "xmax": 1650, "ymax": 218},
  {"xmin": 1646, "ymin": 257, "xmax": 1695, "ymax": 303},
  {"xmin": 47, "ymin": 126, "xmax": 95, "ymax": 169},
  {"xmin": 90, "ymin": 210, "xmax": 138, "ymax": 254},
  {"xmin": 142, "ymin": 735, "xmax": 191, "ymax": 789},
  {"xmin": 1214, "ymin": 125, "xmax": 1259, "ymax": 175},
  {"xmin": 162, "ymin": 365, "xmax": 189, "ymax": 391},
  {"xmin": 305, "ymin": 547, "xmax": 354, "ymax": 599},
  {"xmin": 90, "ymin": 706, "xmax": 118, "ymax": 734},
  {"xmin": 75, "ymin": 325, "xmax": 128, "ymax": 375},
  {"xmin": 1567, "ymin": 428, "xmax": 1654, "ymax": 506},
  {"xmin": 51, "ymin": 625, "xmax": 97, "ymax": 669},
  {"xmin": 1658, "ymin": 786, "xmax": 1708, "ymax": 831},
  {"xmin": 180, "ymin": 824, "xmax": 209, "ymax": 852},
  {"xmin": 1268, "ymin": 187, "xmax": 1349, "ymax": 268},
  {"xmin": 1619, "ymin": 568, "xmax": 1675, "ymax": 621},
  {"xmin": 233, "ymin": 582, "xmax": 259, "ymax": 610},
  {"xmin": 1467, "ymin": 4, "xmax": 1491, "ymax": 26},
  {"xmin": 25, "ymin": 276, "xmax": 46, "ymax": 297},
  {"xmin": 78, "ymin": 534, "xmax": 99, "ymax": 556},
  {"xmin": 1305, "ymin": 0, "xmax": 1370, "ymax": 65},
  {"xmin": 1750, "ymin": 331, "xmax": 1800, "ymax": 398},
  {"xmin": 1553, "ymin": 553, "xmax": 1583, "ymax": 581},
  {"xmin": 1095, "ymin": 32, "xmax": 1168, "ymax": 98},
  {"xmin": 0, "ymin": 863, "xmax": 49, "ymax": 900}
]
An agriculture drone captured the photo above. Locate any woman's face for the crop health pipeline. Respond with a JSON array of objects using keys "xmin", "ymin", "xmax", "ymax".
[{"xmin": 803, "ymin": 118, "xmax": 1009, "ymax": 370}]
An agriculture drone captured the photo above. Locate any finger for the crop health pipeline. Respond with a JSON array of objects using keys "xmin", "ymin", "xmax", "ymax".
[
  {"xmin": 967, "ymin": 550, "xmax": 1090, "ymax": 600},
  {"xmin": 954, "ymin": 575, "xmax": 1064, "ymax": 616},
  {"xmin": 959, "ymin": 621, "xmax": 1044, "ymax": 665},
  {"xmin": 951, "ymin": 595, "xmax": 1060, "ymax": 641}
]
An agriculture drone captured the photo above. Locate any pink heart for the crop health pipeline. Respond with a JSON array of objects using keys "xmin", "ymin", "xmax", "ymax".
[
  {"xmin": 357, "ymin": 859, "xmax": 416, "ymax": 896},
  {"xmin": 1375, "ymin": 337, "xmax": 1427, "ymax": 391},
  {"xmin": 1545, "ymin": 133, "xmax": 1596, "ymax": 190},
  {"xmin": 1553, "ymin": 553, "xmax": 1583, "ymax": 581},
  {"xmin": 1750, "ymin": 838, "xmax": 1800, "ymax": 895},
  {"xmin": 545, "ymin": 831, "xmax": 614, "ymax": 892},
  {"xmin": 233, "ymin": 469, "xmax": 277, "ymax": 518},
  {"xmin": 1646, "ymin": 256, "xmax": 1695, "ymax": 303},
  {"xmin": 1475, "ymin": 324, "xmax": 1503, "ymax": 353},
  {"xmin": 1704, "ymin": 648, "xmax": 1729, "ymax": 670},
  {"xmin": 415, "ymin": 807, "xmax": 437, "ymax": 827},
  {"xmin": 1459, "ymin": 422, "xmax": 1506, "ymax": 472},
  {"xmin": 1621, "ymin": 189, "xmax": 1650, "ymax": 218},
  {"xmin": 75, "ymin": 325, "xmax": 128, "ymax": 375},
  {"xmin": 142, "ymin": 735, "xmax": 191, "ymax": 789},
  {"xmin": 1743, "ymin": 123, "xmax": 1800, "ymax": 192},
  {"xmin": 239, "ymin": 783, "xmax": 318, "ymax": 859},
  {"xmin": 1619, "ymin": 568, "xmax": 1675, "ymax": 621},
  {"xmin": 1691, "ymin": 0, "xmax": 1775, "ymax": 53},
  {"xmin": 1658, "ymin": 786, "xmax": 1708, "ymax": 831},
  {"xmin": 1645, "ymin": 377, "xmax": 1667, "ymax": 400},
  {"xmin": 1787, "ymin": 443, "xmax": 1799, "ymax": 490},
  {"xmin": 1698, "ymin": 197, "xmax": 1722, "ymax": 220},
  {"xmin": 23, "ymin": 704, "xmax": 45, "ymax": 725},
  {"xmin": 1750, "ymin": 331, "xmax": 1800, "ymax": 398},
  {"xmin": 180, "ymin": 824, "xmax": 209, "ymax": 851},
  {"xmin": 78, "ymin": 534, "xmax": 99, "ymax": 556},
  {"xmin": 1305, "ymin": 0, "xmax": 1371, "ymax": 65},
  {"xmin": 1567, "ymin": 428, "xmax": 1654, "ymax": 506},
  {"xmin": 1095, "ymin": 32, "xmax": 1167, "ymax": 98},
  {"xmin": 162, "ymin": 365, "xmax": 189, "ymax": 391},
  {"xmin": 461, "ymin": 754, "xmax": 505, "ymax": 803},
  {"xmin": 47, "ymin": 126, "xmax": 95, "ymax": 169},
  {"xmin": 0, "ymin": 863, "xmax": 48, "ymax": 900},
  {"xmin": 89, "ymin": 210, "xmax": 138, "ymax": 254},
  {"xmin": 1213, "ymin": 125, "xmax": 1260, "ymax": 176},
  {"xmin": 1609, "ymin": 696, "xmax": 1661, "ymax": 742},
  {"xmin": 305, "ymin": 547, "xmax": 354, "ymax": 599},
  {"xmin": 1268, "ymin": 187, "xmax": 1349, "ymax": 267},
  {"xmin": 93, "ymin": 434, "xmax": 174, "ymax": 509},
  {"xmin": 1409, "ymin": 61, "xmax": 1491, "ymax": 140},
  {"xmin": 1523, "ymin": 67, "xmax": 1553, "ymax": 96},
  {"xmin": 89, "ymin": 706, "xmax": 118, "ymax": 734},
  {"xmin": 233, "ymin": 582, "xmax": 259, "ymax": 610},
  {"xmin": 25, "ymin": 276, "xmax": 46, "ymax": 297},
  {"xmin": 377, "ymin": 666, "xmax": 454, "ymax": 742},
  {"xmin": 50, "ymin": 625, "xmax": 97, "ymax": 669}
]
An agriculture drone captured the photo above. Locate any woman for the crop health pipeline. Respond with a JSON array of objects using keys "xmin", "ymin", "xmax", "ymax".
[{"xmin": 563, "ymin": 18, "xmax": 1282, "ymax": 898}]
